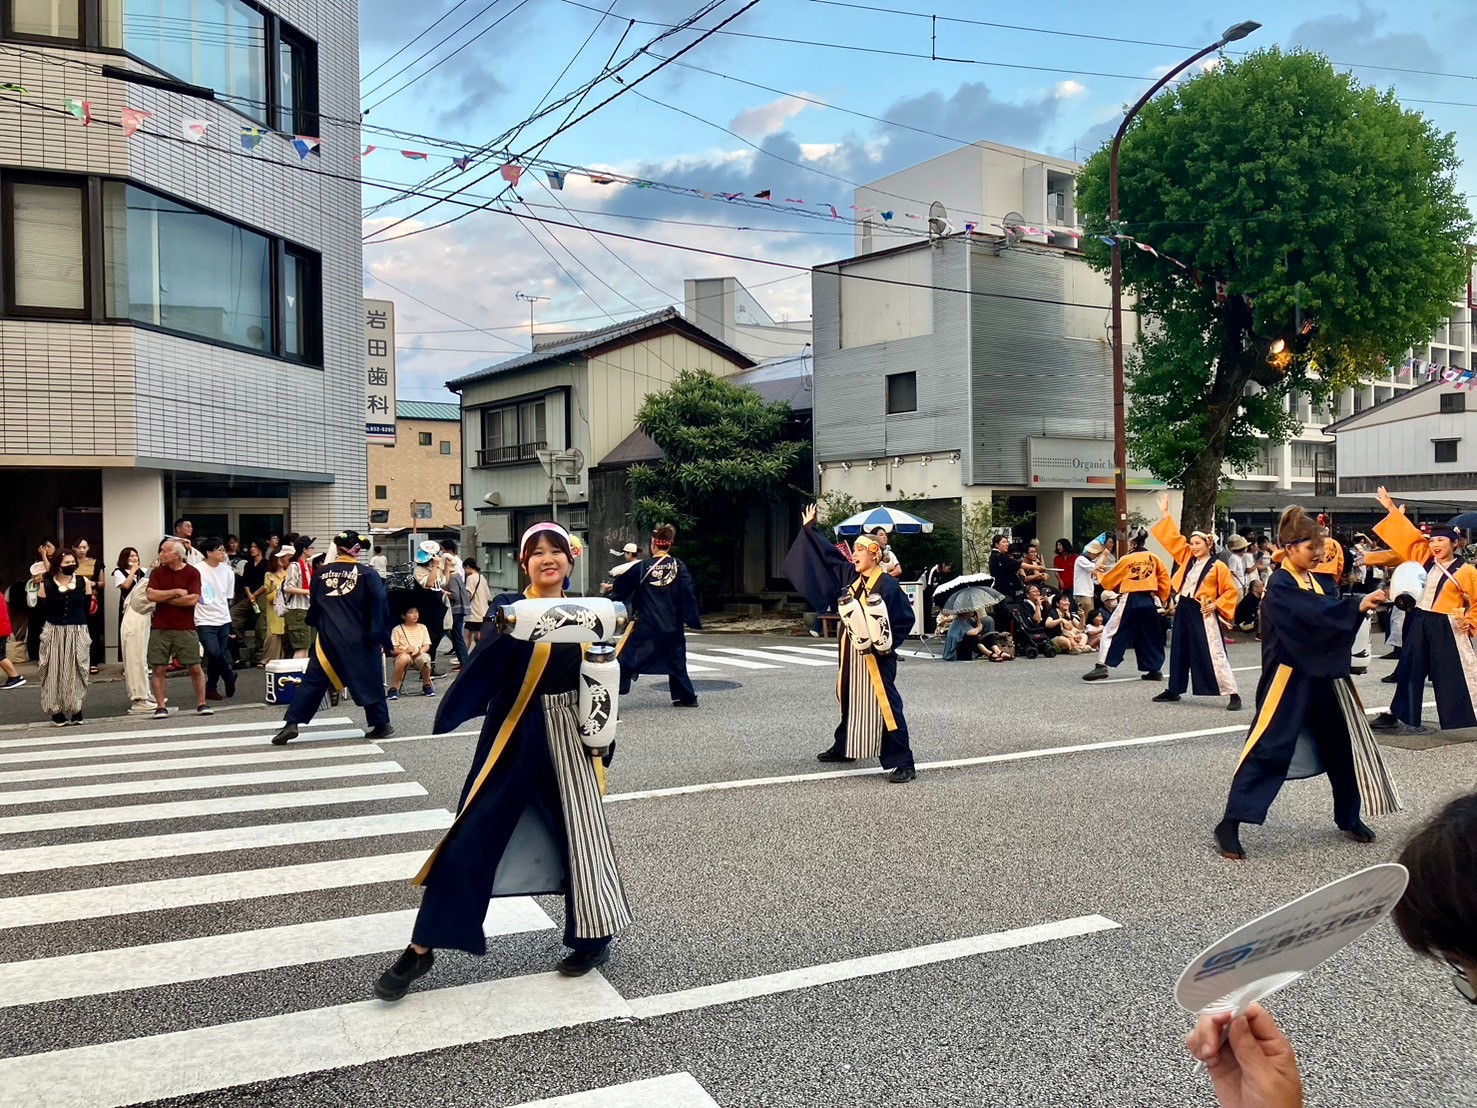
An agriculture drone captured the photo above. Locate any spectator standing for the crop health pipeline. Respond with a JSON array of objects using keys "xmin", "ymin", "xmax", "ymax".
[
  {"xmin": 920, "ymin": 559, "xmax": 953, "ymax": 613},
  {"xmin": 989, "ymin": 536, "xmax": 1022, "ymax": 598},
  {"xmin": 120, "ymin": 544, "xmax": 158, "ymax": 712},
  {"xmin": 371, "ymin": 546, "xmax": 389, "ymax": 577},
  {"xmin": 29, "ymin": 548, "xmax": 93, "ymax": 724},
  {"xmin": 1073, "ymin": 539, "xmax": 1107, "ymax": 620},
  {"xmin": 25, "ymin": 537, "xmax": 57, "ymax": 661},
  {"xmin": 170, "ymin": 518, "xmax": 205, "ymax": 565},
  {"xmin": 388, "ymin": 605, "xmax": 435, "ymax": 698},
  {"xmin": 195, "ymin": 537, "xmax": 237, "ymax": 702},
  {"xmin": 73, "ymin": 538, "xmax": 105, "ymax": 674},
  {"xmin": 464, "ymin": 560, "xmax": 491, "ymax": 645},
  {"xmin": 412, "ymin": 544, "xmax": 450, "ymax": 664},
  {"xmin": 147, "ymin": 540, "xmax": 210, "ymax": 719},
  {"xmin": 0, "ymin": 590, "xmax": 26, "ymax": 689},
  {"xmin": 111, "ymin": 547, "xmax": 144, "ymax": 661},
  {"xmin": 258, "ymin": 547, "xmax": 291, "ymax": 663},
  {"xmin": 1052, "ymin": 539, "xmax": 1076, "ymax": 595},
  {"xmin": 870, "ymin": 527, "xmax": 904, "ymax": 578},
  {"xmin": 282, "ymin": 537, "xmax": 316, "ymax": 659},
  {"xmin": 442, "ymin": 552, "xmax": 471, "ymax": 670},
  {"xmin": 235, "ymin": 540, "xmax": 269, "ymax": 666},
  {"xmin": 1224, "ymin": 533, "xmax": 1253, "ymax": 597}
]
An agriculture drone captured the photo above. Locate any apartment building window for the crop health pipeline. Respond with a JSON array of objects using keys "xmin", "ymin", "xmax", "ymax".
[
  {"xmin": 479, "ymin": 399, "xmax": 547, "ymax": 464},
  {"xmin": 439, "ymin": 440, "xmax": 451, "ymax": 455},
  {"xmin": 1435, "ymin": 439, "xmax": 1459, "ymax": 464},
  {"xmin": 374, "ymin": 485, "xmax": 387, "ymax": 500},
  {"xmin": 418, "ymin": 432, "xmax": 432, "ymax": 446},
  {"xmin": 281, "ymin": 245, "xmax": 321, "ymax": 363},
  {"xmin": 6, "ymin": 0, "xmax": 80, "ymax": 42},
  {"xmin": 276, "ymin": 27, "xmax": 319, "ymax": 134},
  {"xmin": 886, "ymin": 371, "xmax": 917, "ymax": 414},
  {"xmin": 2, "ymin": 178, "xmax": 87, "ymax": 315},
  {"xmin": 449, "ymin": 483, "xmax": 462, "ymax": 500},
  {"xmin": 370, "ymin": 509, "xmax": 389, "ymax": 524},
  {"xmin": 1442, "ymin": 392, "xmax": 1467, "ymax": 414}
]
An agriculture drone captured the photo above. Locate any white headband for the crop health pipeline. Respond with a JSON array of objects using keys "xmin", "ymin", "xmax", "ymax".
[{"xmin": 520, "ymin": 521, "xmax": 576, "ymax": 556}]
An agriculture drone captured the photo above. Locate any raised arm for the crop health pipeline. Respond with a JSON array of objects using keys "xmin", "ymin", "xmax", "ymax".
[
  {"xmin": 1372, "ymin": 486, "xmax": 1430, "ymax": 564},
  {"xmin": 1150, "ymin": 493, "xmax": 1189, "ymax": 566}
]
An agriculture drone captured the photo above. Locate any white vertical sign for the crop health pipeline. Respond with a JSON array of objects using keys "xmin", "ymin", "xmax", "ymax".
[{"xmin": 365, "ymin": 299, "xmax": 396, "ymax": 443}]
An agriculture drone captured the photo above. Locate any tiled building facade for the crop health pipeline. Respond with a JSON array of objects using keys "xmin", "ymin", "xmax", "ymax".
[
  {"xmin": 0, "ymin": 0, "xmax": 362, "ymax": 648},
  {"xmin": 367, "ymin": 402, "xmax": 464, "ymax": 533}
]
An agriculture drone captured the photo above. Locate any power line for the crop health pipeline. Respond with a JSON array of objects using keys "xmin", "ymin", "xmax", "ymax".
[
  {"xmin": 362, "ymin": 0, "xmax": 532, "ymax": 114},
  {"xmin": 361, "ymin": 0, "xmax": 478, "ymax": 84}
]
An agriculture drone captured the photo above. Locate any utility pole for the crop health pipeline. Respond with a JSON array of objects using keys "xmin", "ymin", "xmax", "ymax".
[{"xmin": 515, "ymin": 292, "xmax": 550, "ymax": 351}]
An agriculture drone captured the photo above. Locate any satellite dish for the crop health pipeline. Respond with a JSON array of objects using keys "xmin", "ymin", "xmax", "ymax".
[
  {"xmin": 928, "ymin": 200, "xmax": 949, "ymax": 240},
  {"xmin": 1002, "ymin": 211, "xmax": 1025, "ymax": 245}
]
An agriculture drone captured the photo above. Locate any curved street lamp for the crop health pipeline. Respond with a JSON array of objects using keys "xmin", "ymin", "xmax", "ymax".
[{"xmin": 1108, "ymin": 20, "xmax": 1261, "ymax": 544}]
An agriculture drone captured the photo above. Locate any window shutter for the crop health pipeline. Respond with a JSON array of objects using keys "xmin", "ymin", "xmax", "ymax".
[{"xmin": 12, "ymin": 183, "xmax": 85, "ymax": 311}]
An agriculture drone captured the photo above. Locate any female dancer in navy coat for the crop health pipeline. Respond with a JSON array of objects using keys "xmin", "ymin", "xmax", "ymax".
[
  {"xmin": 610, "ymin": 523, "xmax": 702, "ymax": 707},
  {"xmin": 374, "ymin": 523, "xmax": 631, "ymax": 1000},
  {"xmin": 1214, "ymin": 506, "xmax": 1393, "ymax": 861}
]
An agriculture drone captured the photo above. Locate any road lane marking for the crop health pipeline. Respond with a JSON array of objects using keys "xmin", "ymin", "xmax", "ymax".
[
  {"xmin": 628, "ymin": 914, "xmax": 1121, "ymax": 1019},
  {"xmin": 0, "ymin": 782, "xmax": 428, "ymax": 835},
  {"xmin": 0, "ymin": 760, "xmax": 406, "ymax": 806},
  {"xmin": 713, "ymin": 647, "xmax": 833, "ymax": 667},
  {"xmin": 0, "ymin": 849, "xmax": 430, "ymax": 928},
  {"xmin": 0, "ymin": 900, "xmax": 554, "ymax": 1007},
  {"xmin": 0, "ymin": 745, "xmax": 383, "ymax": 786},
  {"xmin": 1100, "ymin": 665, "xmax": 1261, "ymax": 684},
  {"xmin": 510, "ymin": 1074, "xmax": 720, "ymax": 1108},
  {"xmin": 0, "ymin": 730, "xmax": 366, "ymax": 767},
  {"xmin": 375, "ymin": 729, "xmax": 479, "ymax": 744},
  {"xmin": 682, "ymin": 651, "xmax": 779, "ymax": 670},
  {"xmin": 0, "ymin": 808, "xmax": 452, "ymax": 875},
  {"xmin": 0, "ymin": 718, "xmax": 353, "ymax": 751},
  {"xmin": 765, "ymin": 645, "xmax": 839, "ymax": 659}
]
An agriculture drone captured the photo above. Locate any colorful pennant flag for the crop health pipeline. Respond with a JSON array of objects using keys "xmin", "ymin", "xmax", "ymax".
[
  {"xmin": 453, "ymin": 156, "xmax": 472, "ymax": 171},
  {"xmin": 589, "ymin": 174, "xmax": 616, "ymax": 184},
  {"xmin": 401, "ymin": 150, "xmax": 427, "ymax": 160},
  {"xmin": 785, "ymin": 197, "xmax": 804, "ymax": 204},
  {"xmin": 291, "ymin": 135, "xmax": 320, "ymax": 160},
  {"xmin": 827, "ymin": 204, "xmax": 839, "ymax": 220},
  {"xmin": 635, "ymin": 180, "xmax": 655, "ymax": 189},
  {"xmin": 545, "ymin": 169, "xmax": 565, "ymax": 190},
  {"xmin": 240, "ymin": 126, "xmax": 264, "ymax": 151},
  {"xmin": 880, "ymin": 211, "xmax": 894, "ymax": 221},
  {"xmin": 754, "ymin": 189, "xmax": 771, "ymax": 199},
  {"xmin": 964, "ymin": 222, "xmax": 977, "ymax": 234},
  {"xmin": 1134, "ymin": 241, "xmax": 1159, "ymax": 257},
  {"xmin": 181, "ymin": 118, "xmax": 210, "ymax": 142},
  {"xmin": 500, "ymin": 164, "xmax": 523, "ymax": 185},
  {"xmin": 359, "ymin": 145, "xmax": 376, "ymax": 158},
  {"xmin": 64, "ymin": 98, "xmax": 91, "ymax": 126},
  {"xmin": 120, "ymin": 107, "xmax": 153, "ymax": 137},
  {"xmin": 1, "ymin": 83, "xmax": 25, "ymax": 94}
]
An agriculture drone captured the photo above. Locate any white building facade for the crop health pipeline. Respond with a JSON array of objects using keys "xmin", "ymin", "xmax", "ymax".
[{"xmin": 0, "ymin": 0, "xmax": 363, "ymax": 649}]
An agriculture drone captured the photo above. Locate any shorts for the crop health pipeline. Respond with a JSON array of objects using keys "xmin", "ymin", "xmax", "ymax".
[
  {"xmin": 148, "ymin": 628, "xmax": 202, "ymax": 667},
  {"xmin": 284, "ymin": 608, "xmax": 311, "ymax": 650}
]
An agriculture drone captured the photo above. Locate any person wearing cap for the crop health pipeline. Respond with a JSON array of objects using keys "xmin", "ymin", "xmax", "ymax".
[
  {"xmin": 1072, "ymin": 538, "xmax": 1108, "ymax": 621},
  {"xmin": 1150, "ymin": 495, "xmax": 1243, "ymax": 712},
  {"xmin": 784, "ymin": 505, "xmax": 918, "ymax": 783},
  {"xmin": 610, "ymin": 523, "xmax": 702, "ymax": 707},
  {"xmin": 411, "ymin": 540, "xmax": 451, "ymax": 667},
  {"xmin": 270, "ymin": 530, "xmax": 395, "ymax": 745},
  {"xmin": 599, "ymin": 543, "xmax": 642, "ymax": 596},
  {"xmin": 1224, "ymin": 533, "xmax": 1254, "ymax": 597},
  {"xmin": 1370, "ymin": 486, "xmax": 1477, "ymax": 735},
  {"xmin": 1214, "ymin": 505, "xmax": 1392, "ymax": 860},
  {"xmin": 1082, "ymin": 526, "xmax": 1170, "ymax": 682}
]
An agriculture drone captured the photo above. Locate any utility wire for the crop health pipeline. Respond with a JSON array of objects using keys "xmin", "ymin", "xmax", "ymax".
[{"xmin": 361, "ymin": 0, "xmax": 477, "ymax": 84}]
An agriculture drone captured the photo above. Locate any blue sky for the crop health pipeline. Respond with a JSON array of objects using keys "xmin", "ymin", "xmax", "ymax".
[{"xmin": 356, "ymin": 0, "xmax": 1477, "ymax": 401}]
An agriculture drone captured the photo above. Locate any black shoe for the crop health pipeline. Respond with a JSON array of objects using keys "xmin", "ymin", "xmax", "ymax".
[
  {"xmin": 1142, "ymin": 671, "xmax": 1164, "ymax": 681},
  {"xmin": 373, "ymin": 945, "xmax": 435, "ymax": 1001},
  {"xmin": 557, "ymin": 945, "xmax": 611, "ymax": 977},
  {"xmin": 1214, "ymin": 818, "xmax": 1246, "ymax": 860},
  {"xmin": 270, "ymin": 724, "xmax": 299, "ymax": 746},
  {"xmin": 1152, "ymin": 690, "xmax": 1180, "ymax": 703},
  {"xmin": 816, "ymin": 750, "xmax": 856, "ymax": 763},
  {"xmin": 1381, "ymin": 673, "xmax": 1398, "ymax": 684},
  {"xmin": 1370, "ymin": 712, "xmax": 1401, "ymax": 732},
  {"xmin": 1342, "ymin": 820, "xmax": 1377, "ymax": 844},
  {"xmin": 1381, "ymin": 649, "xmax": 1401, "ymax": 660},
  {"xmin": 329, "ymin": 691, "xmax": 340, "ymax": 707},
  {"xmin": 887, "ymin": 767, "xmax": 917, "ymax": 784},
  {"xmin": 1228, "ymin": 694, "xmax": 1243, "ymax": 712},
  {"xmin": 365, "ymin": 724, "xmax": 396, "ymax": 740},
  {"xmin": 68, "ymin": 712, "xmax": 84, "ymax": 726},
  {"xmin": 50, "ymin": 713, "xmax": 66, "ymax": 727},
  {"xmin": 671, "ymin": 699, "xmax": 699, "ymax": 708},
  {"xmin": 1082, "ymin": 665, "xmax": 1109, "ymax": 681}
]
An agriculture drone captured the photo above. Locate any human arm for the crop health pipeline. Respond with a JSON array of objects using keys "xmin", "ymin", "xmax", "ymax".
[
  {"xmin": 1372, "ymin": 486, "xmax": 1429, "ymax": 563},
  {"xmin": 1184, "ymin": 1003, "xmax": 1304, "ymax": 1108},
  {"xmin": 1150, "ymin": 509, "xmax": 1189, "ymax": 568},
  {"xmin": 284, "ymin": 564, "xmax": 311, "ymax": 597},
  {"xmin": 1202, "ymin": 562, "xmax": 1239, "ymax": 623},
  {"xmin": 679, "ymin": 561, "xmax": 702, "ymax": 630}
]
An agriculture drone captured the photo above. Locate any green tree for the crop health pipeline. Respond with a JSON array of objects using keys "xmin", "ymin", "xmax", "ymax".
[
  {"xmin": 1075, "ymin": 48, "xmax": 1472, "ymax": 530},
  {"xmin": 627, "ymin": 369, "xmax": 808, "ymax": 597}
]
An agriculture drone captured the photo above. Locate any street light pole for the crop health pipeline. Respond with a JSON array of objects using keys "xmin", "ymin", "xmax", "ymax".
[
  {"xmin": 515, "ymin": 292, "xmax": 550, "ymax": 351},
  {"xmin": 1108, "ymin": 20, "xmax": 1260, "ymax": 547}
]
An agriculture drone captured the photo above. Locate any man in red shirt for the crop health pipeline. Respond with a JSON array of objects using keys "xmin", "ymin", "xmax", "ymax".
[{"xmin": 147, "ymin": 539, "xmax": 210, "ymax": 719}]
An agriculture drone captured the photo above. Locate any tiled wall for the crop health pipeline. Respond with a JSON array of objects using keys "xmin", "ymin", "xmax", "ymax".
[{"xmin": 0, "ymin": 0, "xmax": 364, "ymax": 525}]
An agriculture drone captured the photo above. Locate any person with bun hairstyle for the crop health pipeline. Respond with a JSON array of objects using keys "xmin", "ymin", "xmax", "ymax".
[
  {"xmin": 1213, "ymin": 506, "xmax": 1391, "ymax": 860},
  {"xmin": 610, "ymin": 522, "xmax": 702, "ymax": 708},
  {"xmin": 374, "ymin": 522, "xmax": 631, "ymax": 1000},
  {"xmin": 1081, "ymin": 525, "xmax": 1171, "ymax": 682}
]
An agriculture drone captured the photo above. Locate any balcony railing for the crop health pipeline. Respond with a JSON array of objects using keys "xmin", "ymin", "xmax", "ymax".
[{"xmin": 476, "ymin": 440, "xmax": 547, "ymax": 467}]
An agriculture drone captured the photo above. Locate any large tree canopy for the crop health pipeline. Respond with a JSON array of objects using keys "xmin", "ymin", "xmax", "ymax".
[{"xmin": 1075, "ymin": 48, "xmax": 1472, "ymax": 530}]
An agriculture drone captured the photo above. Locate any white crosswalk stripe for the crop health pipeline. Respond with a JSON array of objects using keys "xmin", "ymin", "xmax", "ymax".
[
  {"xmin": 0, "ymin": 759, "xmax": 406, "ymax": 806},
  {"xmin": 0, "ymin": 743, "xmax": 383, "ymax": 785},
  {"xmin": 0, "ymin": 728, "xmax": 364, "ymax": 766}
]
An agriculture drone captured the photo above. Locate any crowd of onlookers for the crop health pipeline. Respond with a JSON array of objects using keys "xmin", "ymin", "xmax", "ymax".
[{"xmin": 3, "ymin": 521, "xmax": 493, "ymax": 725}]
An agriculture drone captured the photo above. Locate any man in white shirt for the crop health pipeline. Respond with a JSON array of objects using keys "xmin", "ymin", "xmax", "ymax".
[
  {"xmin": 169, "ymin": 518, "xmax": 206, "ymax": 565},
  {"xmin": 370, "ymin": 546, "xmax": 389, "ymax": 577},
  {"xmin": 870, "ymin": 527, "xmax": 904, "ymax": 578},
  {"xmin": 1224, "ymin": 533, "xmax": 1253, "ymax": 595},
  {"xmin": 194, "ymin": 537, "xmax": 237, "ymax": 700},
  {"xmin": 1073, "ymin": 540, "xmax": 1106, "ymax": 620}
]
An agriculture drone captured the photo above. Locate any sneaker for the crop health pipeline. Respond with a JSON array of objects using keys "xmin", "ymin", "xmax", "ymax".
[
  {"xmin": 1082, "ymin": 664, "xmax": 1110, "ymax": 681},
  {"xmin": 152, "ymin": 707, "xmax": 169, "ymax": 720},
  {"xmin": 816, "ymin": 750, "xmax": 856, "ymax": 763},
  {"xmin": 423, "ymin": 685, "xmax": 436, "ymax": 698},
  {"xmin": 1142, "ymin": 671, "xmax": 1164, "ymax": 681},
  {"xmin": 1370, "ymin": 712, "xmax": 1401, "ymax": 732},
  {"xmin": 1, "ymin": 676, "xmax": 25, "ymax": 690},
  {"xmin": 1381, "ymin": 673, "xmax": 1398, "ymax": 684},
  {"xmin": 386, "ymin": 688, "xmax": 399, "ymax": 701},
  {"xmin": 1152, "ymin": 690, "xmax": 1181, "ymax": 703},
  {"xmin": 1380, "ymin": 649, "xmax": 1401, "ymax": 660},
  {"xmin": 68, "ymin": 713, "xmax": 84, "ymax": 726},
  {"xmin": 671, "ymin": 699, "xmax": 699, "ymax": 708},
  {"xmin": 808, "ymin": 629, "xmax": 820, "ymax": 638},
  {"xmin": 556, "ymin": 946, "xmax": 611, "ymax": 977},
  {"xmin": 196, "ymin": 704, "xmax": 214, "ymax": 716},
  {"xmin": 128, "ymin": 700, "xmax": 155, "ymax": 713},
  {"xmin": 270, "ymin": 724, "xmax": 298, "ymax": 746},
  {"xmin": 373, "ymin": 945, "xmax": 435, "ymax": 1001},
  {"xmin": 887, "ymin": 766, "xmax": 917, "ymax": 784},
  {"xmin": 51, "ymin": 713, "xmax": 67, "ymax": 727},
  {"xmin": 365, "ymin": 724, "xmax": 396, "ymax": 740}
]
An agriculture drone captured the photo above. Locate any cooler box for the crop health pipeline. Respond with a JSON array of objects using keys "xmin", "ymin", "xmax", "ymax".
[{"xmin": 265, "ymin": 659, "xmax": 309, "ymax": 705}]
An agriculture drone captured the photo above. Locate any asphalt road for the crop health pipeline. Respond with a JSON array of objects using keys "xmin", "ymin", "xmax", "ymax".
[{"xmin": 0, "ymin": 631, "xmax": 1473, "ymax": 1108}]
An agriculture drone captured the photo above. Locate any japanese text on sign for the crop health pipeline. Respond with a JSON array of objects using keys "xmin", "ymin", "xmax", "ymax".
[{"xmin": 365, "ymin": 299, "xmax": 397, "ymax": 443}]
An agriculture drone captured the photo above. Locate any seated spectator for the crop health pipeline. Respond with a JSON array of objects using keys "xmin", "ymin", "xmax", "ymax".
[
  {"xmin": 942, "ymin": 608, "xmax": 997, "ymax": 661},
  {"xmin": 1234, "ymin": 578, "xmax": 1265, "ymax": 636},
  {"xmin": 1084, "ymin": 609, "xmax": 1108, "ymax": 652},
  {"xmin": 1186, "ymin": 790, "xmax": 1477, "ymax": 1108},
  {"xmin": 1045, "ymin": 593, "xmax": 1093, "ymax": 654},
  {"xmin": 979, "ymin": 631, "xmax": 1014, "ymax": 661},
  {"xmin": 1019, "ymin": 547, "xmax": 1050, "ymax": 591},
  {"xmin": 1090, "ymin": 589, "xmax": 1120, "ymax": 627},
  {"xmin": 388, "ymin": 606, "xmax": 435, "ymax": 699}
]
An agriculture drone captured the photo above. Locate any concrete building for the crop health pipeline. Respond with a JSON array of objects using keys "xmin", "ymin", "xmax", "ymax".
[
  {"xmin": 367, "ymin": 400, "xmax": 463, "ymax": 538},
  {"xmin": 682, "ymin": 276, "xmax": 812, "ymax": 362},
  {"xmin": 0, "ymin": 0, "xmax": 362, "ymax": 651},
  {"xmin": 450, "ymin": 308, "xmax": 752, "ymax": 593}
]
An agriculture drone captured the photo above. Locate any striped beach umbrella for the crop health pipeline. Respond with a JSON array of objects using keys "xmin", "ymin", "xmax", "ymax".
[{"xmin": 834, "ymin": 506, "xmax": 935, "ymax": 537}]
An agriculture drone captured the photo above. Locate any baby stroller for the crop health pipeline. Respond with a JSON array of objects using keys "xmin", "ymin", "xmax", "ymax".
[{"xmin": 1002, "ymin": 600, "xmax": 1057, "ymax": 659}]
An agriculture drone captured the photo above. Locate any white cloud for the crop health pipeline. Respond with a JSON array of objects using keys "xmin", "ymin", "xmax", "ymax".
[
  {"xmin": 1054, "ymin": 80, "xmax": 1087, "ymax": 99},
  {"xmin": 799, "ymin": 142, "xmax": 840, "ymax": 161},
  {"xmin": 728, "ymin": 95, "xmax": 813, "ymax": 140}
]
